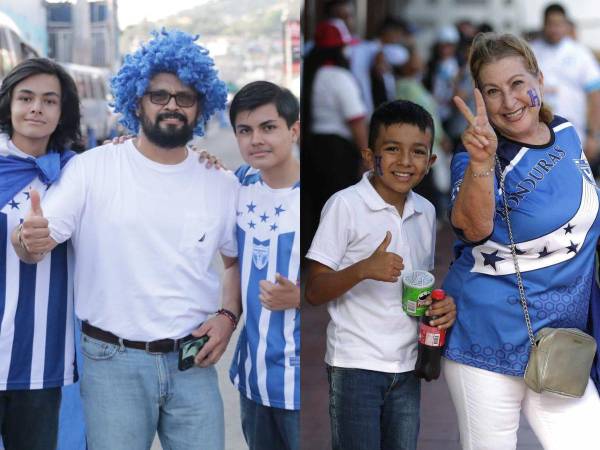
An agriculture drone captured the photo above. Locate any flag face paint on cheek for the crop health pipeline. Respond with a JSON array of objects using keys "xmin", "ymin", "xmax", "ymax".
[
  {"xmin": 528, "ymin": 89, "xmax": 540, "ymax": 107},
  {"xmin": 374, "ymin": 155, "xmax": 383, "ymax": 176}
]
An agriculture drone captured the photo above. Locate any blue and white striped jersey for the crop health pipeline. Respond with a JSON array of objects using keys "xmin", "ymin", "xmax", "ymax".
[
  {"xmin": 229, "ymin": 165, "xmax": 300, "ymax": 410},
  {"xmin": 0, "ymin": 174, "xmax": 76, "ymax": 391},
  {"xmin": 443, "ymin": 116, "xmax": 600, "ymax": 376}
]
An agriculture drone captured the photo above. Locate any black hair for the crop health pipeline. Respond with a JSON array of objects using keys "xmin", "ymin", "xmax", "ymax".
[
  {"xmin": 0, "ymin": 57, "xmax": 81, "ymax": 151},
  {"xmin": 324, "ymin": 0, "xmax": 353, "ymax": 18},
  {"xmin": 544, "ymin": 3, "xmax": 567, "ymax": 22},
  {"xmin": 229, "ymin": 81, "xmax": 299, "ymax": 129},
  {"xmin": 368, "ymin": 100, "xmax": 434, "ymax": 151}
]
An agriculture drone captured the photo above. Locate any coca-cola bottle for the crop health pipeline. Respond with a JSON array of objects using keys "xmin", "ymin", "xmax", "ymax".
[{"xmin": 414, "ymin": 289, "xmax": 446, "ymax": 381}]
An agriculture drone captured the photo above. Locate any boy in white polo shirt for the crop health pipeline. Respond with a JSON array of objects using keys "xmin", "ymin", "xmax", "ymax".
[{"xmin": 305, "ymin": 100, "xmax": 456, "ymax": 450}]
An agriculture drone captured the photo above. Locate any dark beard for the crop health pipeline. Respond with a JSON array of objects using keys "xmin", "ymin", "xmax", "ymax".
[{"xmin": 140, "ymin": 111, "xmax": 195, "ymax": 149}]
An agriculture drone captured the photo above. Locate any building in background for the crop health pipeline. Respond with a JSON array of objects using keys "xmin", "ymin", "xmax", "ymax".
[{"xmin": 46, "ymin": 0, "xmax": 119, "ymax": 69}]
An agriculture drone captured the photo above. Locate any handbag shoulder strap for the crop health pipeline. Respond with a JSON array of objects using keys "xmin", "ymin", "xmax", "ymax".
[{"xmin": 496, "ymin": 155, "xmax": 537, "ymax": 348}]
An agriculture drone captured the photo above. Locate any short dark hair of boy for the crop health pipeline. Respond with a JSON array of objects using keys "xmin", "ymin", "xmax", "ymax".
[
  {"xmin": 544, "ymin": 3, "xmax": 567, "ymax": 22},
  {"xmin": 0, "ymin": 57, "xmax": 82, "ymax": 151},
  {"xmin": 368, "ymin": 100, "xmax": 434, "ymax": 152},
  {"xmin": 229, "ymin": 81, "xmax": 299, "ymax": 129}
]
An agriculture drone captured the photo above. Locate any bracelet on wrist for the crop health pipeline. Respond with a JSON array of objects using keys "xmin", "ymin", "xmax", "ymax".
[
  {"xmin": 216, "ymin": 308, "xmax": 238, "ymax": 329},
  {"xmin": 471, "ymin": 165, "xmax": 495, "ymax": 178}
]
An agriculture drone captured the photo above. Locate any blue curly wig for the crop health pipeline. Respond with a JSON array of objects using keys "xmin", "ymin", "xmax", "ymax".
[{"xmin": 111, "ymin": 29, "xmax": 227, "ymax": 136}]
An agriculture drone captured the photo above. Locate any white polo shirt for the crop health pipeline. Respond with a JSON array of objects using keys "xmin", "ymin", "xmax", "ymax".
[
  {"xmin": 531, "ymin": 37, "xmax": 600, "ymax": 139},
  {"xmin": 310, "ymin": 66, "xmax": 367, "ymax": 141},
  {"xmin": 307, "ymin": 172, "xmax": 436, "ymax": 373},
  {"xmin": 43, "ymin": 140, "xmax": 238, "ymax": 341}
]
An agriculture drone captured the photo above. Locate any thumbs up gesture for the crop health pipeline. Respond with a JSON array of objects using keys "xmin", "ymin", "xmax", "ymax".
[
  {"xmin": 20, "ymin": 189, "xmax": 53, "ymax": 255},
  {"xmin": 360, "ymin": 231, "xmax": 404, "ymax": 282},
  {"xmin": 259, "ymin": 273, "xmax": 300, "ymax": 311}
]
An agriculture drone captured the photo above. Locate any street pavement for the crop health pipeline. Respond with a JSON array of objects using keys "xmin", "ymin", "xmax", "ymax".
[
  {"xmin": 301, "ymin": 224, "xmax": 544, "ymax": 450},
  {"xmin": 152, "ymin": 121, "xmax": 247, "ymax": 450}
]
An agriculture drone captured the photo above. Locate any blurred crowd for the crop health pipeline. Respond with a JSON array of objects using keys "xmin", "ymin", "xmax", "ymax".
[{"xmin": 301, "ymin": 1, "xmax": 600, "ymax": 255}]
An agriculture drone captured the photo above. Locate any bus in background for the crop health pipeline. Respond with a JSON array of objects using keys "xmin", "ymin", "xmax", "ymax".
[
  {"xmin": 0, "ymin": 10, "xmax": 38, "ymax": 79},
  {"xmin": 62, "ymin": 62, "xmax": 116, "ymax": 148}
]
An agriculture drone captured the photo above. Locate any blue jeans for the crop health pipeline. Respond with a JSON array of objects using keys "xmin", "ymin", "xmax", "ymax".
[
  {"xmin": 327, "ymin": 366, "xmax": 421, "ymax": 450},
  {"xmin": 239, "ymin": 394, "xmax": 299, "ymax": 450},
  {"xmin": 80, "ymin": 334, "xmax": 224, "ymax": 450}
]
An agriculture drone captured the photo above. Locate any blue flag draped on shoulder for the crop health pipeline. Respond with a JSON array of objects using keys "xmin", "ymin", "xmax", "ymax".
[{"xmin": 0, "ymin": 150, "xmax": 75, "ymax": 209}]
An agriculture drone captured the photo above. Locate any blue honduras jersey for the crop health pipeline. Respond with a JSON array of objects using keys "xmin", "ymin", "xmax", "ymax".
[
  {"xmin": 229, "ymin": 165, "xmax": 300, "ymax": 410},
  {"xmin": 443, "ymin": 117, "xmax": 600, "ymax": 376},
  {"xmin": 0, "ymin": 175, "xmax": 76, "ymax": 391}
]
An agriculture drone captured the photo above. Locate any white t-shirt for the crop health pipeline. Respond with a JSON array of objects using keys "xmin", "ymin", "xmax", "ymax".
[
  {"xmin": 306, "ymin": 172, "xmax": 436, "ymax": 373},
  {"xmin": 310, "ymin": 65, "xmax": 366, "ymax": 141},
  {"xmin": 43, "ymin": 140, "xmax": 239, "ymax": 341},
  {"xmin": 531, "ymin": 37, "xmax": 600, "ymax": 139}
]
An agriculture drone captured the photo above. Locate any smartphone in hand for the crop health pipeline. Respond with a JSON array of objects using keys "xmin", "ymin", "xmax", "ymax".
[{"xmin": 178, "ymin": 335, "xmax": 209, "ymax": 371}]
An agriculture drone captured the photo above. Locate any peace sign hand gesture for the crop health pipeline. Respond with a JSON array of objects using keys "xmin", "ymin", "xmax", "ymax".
[{"xmin": 453, "ymin": 88, "xmax": 498, "ymax": 164}]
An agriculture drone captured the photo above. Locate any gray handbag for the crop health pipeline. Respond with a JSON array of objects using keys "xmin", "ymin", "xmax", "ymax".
[{"xmin": 497, "ymin": 155, "xmax": 597, "ymax": 398}]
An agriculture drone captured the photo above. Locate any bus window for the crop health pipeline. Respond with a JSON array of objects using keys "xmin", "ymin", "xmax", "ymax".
[
  {"xmin": 21, "ymin": 42, "xmax": 37, "ymax": 59},
  {"xmin": 8, "ymin": 30, "xmax": 23, "ymax": 62},
  {"xmin": 0, "ymin": 29, "xmax": 15, "ymax": 76},
  {"xmin": 90, "ymin": 74, "xmax": 102, "ymax": 99},
  {"xmin": 83, "ymin": 74, "xmax": 93, "ymax": 100}
]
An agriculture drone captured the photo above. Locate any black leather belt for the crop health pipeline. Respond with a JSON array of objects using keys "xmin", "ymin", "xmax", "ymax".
[{"xmin": 82, "ymin": 321, "xmax": 194, "ymax": 354}]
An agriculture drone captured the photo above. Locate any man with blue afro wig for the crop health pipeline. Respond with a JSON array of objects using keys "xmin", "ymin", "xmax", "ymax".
[
  {"xmin": 112, "ymin": 29, "xmax": 227, "ymax": 137},
  {"xmin": 17, "ymin": 29, "xmax": 241, "ymax": 450}
]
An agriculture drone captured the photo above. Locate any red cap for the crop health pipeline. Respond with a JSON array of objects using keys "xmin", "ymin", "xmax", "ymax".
[
  {"xmin": 315, "ymin": 19, "xmax": 353, "ymax": 49},
  {"xmin": 431, "ymin": 289, "xmax": 446, "ymax": 301}
]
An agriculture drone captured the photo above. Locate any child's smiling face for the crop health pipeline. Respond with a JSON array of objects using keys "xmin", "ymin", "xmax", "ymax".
[{"xmin": 363, "ymin": 122, "xmax": 435, "ymax": 205}]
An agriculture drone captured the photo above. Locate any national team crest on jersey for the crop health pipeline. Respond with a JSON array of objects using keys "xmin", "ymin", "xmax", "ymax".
[
  {"xmin": 573, "ymin": 159, "xmax": 597, "ymax": 186},
  {"xmin": 252, "ymin": 238, "xmax": 270, "ymax": 270}
]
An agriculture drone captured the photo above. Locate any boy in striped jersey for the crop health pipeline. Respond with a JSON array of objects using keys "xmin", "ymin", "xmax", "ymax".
[
  {"xmin": 228, "ymin": 82, "xmax": 300, "ymax": 450},
  {"xmin": 0, "ymin": 58, "xmax": 82, "ymax": 450}
]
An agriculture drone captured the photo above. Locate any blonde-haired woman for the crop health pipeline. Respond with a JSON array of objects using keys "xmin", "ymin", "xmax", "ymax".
[{"xmin": 442, "ymin": 32, "xmax": 600, "ymax": 449}]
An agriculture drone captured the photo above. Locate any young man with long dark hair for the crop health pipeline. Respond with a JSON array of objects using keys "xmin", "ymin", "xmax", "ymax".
[{"xmin": 0, "ymin": 57, "xmax": 81, "ymax": 450}]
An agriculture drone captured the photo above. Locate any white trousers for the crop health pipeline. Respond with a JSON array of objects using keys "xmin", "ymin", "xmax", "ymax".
[{"xmin": 443, "ymin": 358, "xmax": 600, "ymax": 450}]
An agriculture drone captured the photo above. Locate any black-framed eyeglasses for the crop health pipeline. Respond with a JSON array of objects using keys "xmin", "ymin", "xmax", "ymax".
[{"xmin": 145, "ymin": 90, "xmax": 198, "ymax": 108}]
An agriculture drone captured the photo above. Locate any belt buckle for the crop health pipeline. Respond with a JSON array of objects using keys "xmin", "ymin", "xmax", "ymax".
[{"xmin": 145, "ymin": 340, "xmax": 163, "ymax": 355}]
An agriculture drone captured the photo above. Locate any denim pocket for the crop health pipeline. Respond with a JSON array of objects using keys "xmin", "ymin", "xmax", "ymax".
[{"xmin": 81, "ymin": 335, "xmax": 119, "ymax": 360}]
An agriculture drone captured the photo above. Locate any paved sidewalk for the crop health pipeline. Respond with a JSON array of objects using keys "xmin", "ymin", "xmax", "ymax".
[{"xmin": 301, "ymin": 224, "xmax": 543, "ymax": 450}]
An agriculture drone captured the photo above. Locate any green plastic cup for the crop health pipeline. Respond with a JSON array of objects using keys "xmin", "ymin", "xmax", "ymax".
[{"xmin": 402, "ymin": 270, "xmax": 435, "ymax": 317}]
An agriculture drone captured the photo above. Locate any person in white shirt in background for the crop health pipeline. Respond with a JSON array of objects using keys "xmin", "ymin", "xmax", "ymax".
[
  {"xmin": 530, "ymin": 3, "xmax": 600, "ymax": 168},
  {"xmin": 301, "ymin": 18, "xmax": 368, "ymax": 260}
]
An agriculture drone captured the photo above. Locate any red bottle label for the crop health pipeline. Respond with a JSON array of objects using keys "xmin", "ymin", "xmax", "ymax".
[{"xmin": 418, "ymin": 323, "xmax": 445, "ymax": 347}]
